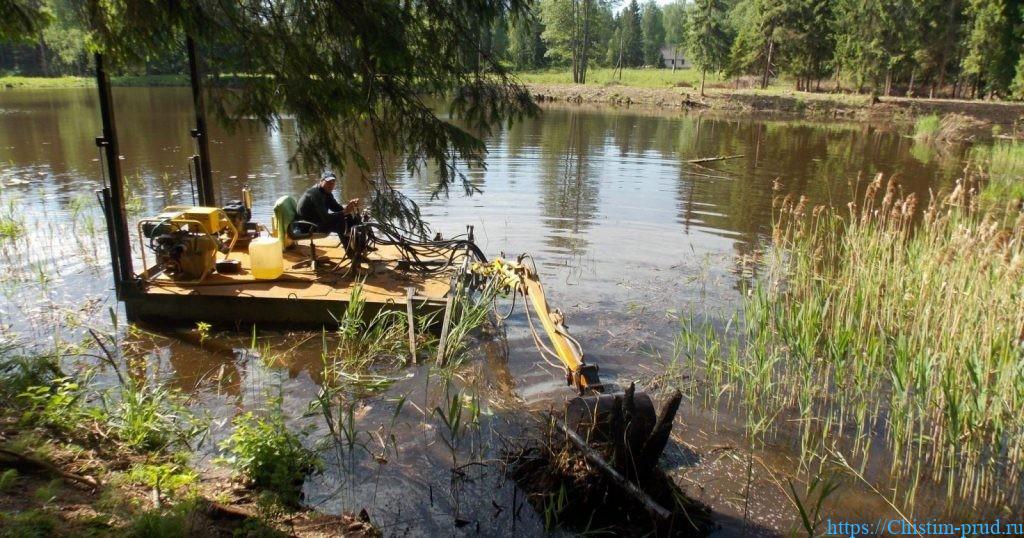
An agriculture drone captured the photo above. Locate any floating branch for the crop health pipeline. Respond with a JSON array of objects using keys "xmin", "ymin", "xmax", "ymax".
[{"xmin": 687, "ymin": 154, "xmax": 744, "ymax": 164}]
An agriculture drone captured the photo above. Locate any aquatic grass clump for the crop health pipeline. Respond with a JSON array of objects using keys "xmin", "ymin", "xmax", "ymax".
[
  {"xmin": 913, "ymin": 114, "xmax": 941, "ymax": 141},
  {"xmin": 971, "ymin": 140, "xmax": 1024, "ymax": 205},
  {"xmin": 733, "ymin": 174, "xmax": 1024, "ymax": 512},
  {"xmin": 0, "ymin": 197, "xmax": 25, "ymax": 240},
  {"xmin": 913, "ymin": 113, "xmax": 980, "ymax": 143},
  {"xmin": 105, "ymin": 377, "xmax": 200, "ymax": 452},
  {"xmin": 0, "ymin": 217, "xmax": 25, "ymax": 240},
  {"xmin": 332, "ymin": 283, "xmax": 412, "ymax": 374},
  {"xmin": 437, "ymin": 280, "xmax": 501, "ymax": 369}
]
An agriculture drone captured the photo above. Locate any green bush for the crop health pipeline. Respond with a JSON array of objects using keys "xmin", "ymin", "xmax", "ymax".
[
  {"xmin": 219, "ymin": 404, "xmax": 322, "ymax": 507},
  {"xmin": 17, "ymin": 377, "xmax": 94, "ymax": 432},
  {"xmin": 128, "ymin": 501, "xmax": 192, "ymax": 538},
  {"xmin": 0, "ymin": 509, "xmax": 58, "ymax": 538},
  {"xmin": 0, "ymin": 470, "xmax": 17, "ymax": 493},
  {"xmin": 106, "ymin": 379, "xmax": 199, "ymax": 452},
  {"xmin": 0, "ymin": 351, "xmax": 62, "ymax": 402},
  {"xmin": 126, "ymin": 462, "xmax": 197, "ymax": 493}
]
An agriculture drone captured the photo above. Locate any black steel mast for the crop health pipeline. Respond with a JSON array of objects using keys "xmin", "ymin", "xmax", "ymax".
[
  {"xmin": 187, "ymin": 35, "xmax": 216, "ymax": 207},
  {"xmin": 94, "ymin": 53, "xmax": 134, "ymax": 298}
]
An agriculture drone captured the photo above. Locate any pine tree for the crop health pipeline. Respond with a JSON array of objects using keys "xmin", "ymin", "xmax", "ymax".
[
  {"xmin": 621, "ymin": 0, "xmax": 644, "ymax": 67},
  {"xmin": 606, "ymin": 25, "xmax": 621, "ymax": 67},
  {"xmin": 961, "ymin": 0, "xmax": 1022, "ymax": 98},
  {"xmin": 509, "ymin": 8, "xmax": 548, "ymax": 70},
  {"xmin": 76, "ymin": 0, "xmax": 539, "ymax": 227},
  {"xmin": 1012, "ymin": 51, "xmax": 1024, "ymax": 99},
  {"xmin": 770, "ymin": 0, "xmax": 834, "ymax": 91},
  {"xmin": 910, "ymin": 0, "xmax": 964, "ymax": 97},
  {"xmin": 687, "ymin": 0, "xmax": 732, "ymax": 95},
  {"xmin": 490, "ymin": 19, "xmax": 510, "ymax": 62},
  {"xmin": 641, "ymin": 0, "xmax": 665, "ymax": 67},
  {"xmin": 832, "ymin": 0, "xmax": 887, "ymax": 92},
  {"xmin": 727, "ymin": 0, "xmax": 785, "ymax": 88}
]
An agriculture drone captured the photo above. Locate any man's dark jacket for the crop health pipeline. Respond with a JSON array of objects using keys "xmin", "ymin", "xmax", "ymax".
[{"xmin": 296, "ymin": 185, "xmax": 342, "ymax": 225}]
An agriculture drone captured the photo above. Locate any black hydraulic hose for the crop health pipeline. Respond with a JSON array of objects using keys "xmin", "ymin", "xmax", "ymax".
[{"xmin": 360, "ymin": 222, "xmax": 488, "ymax": 275}]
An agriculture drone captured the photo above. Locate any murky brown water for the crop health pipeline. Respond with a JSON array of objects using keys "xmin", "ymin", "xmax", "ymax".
[{"xmin": 0, "ymin": 87, "xmax": 990, "ymax": 535}]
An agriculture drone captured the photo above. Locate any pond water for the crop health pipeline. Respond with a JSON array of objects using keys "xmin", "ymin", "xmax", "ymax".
[{"xmin": 0, "ymin": 87, "xmax": 989, "ymax": 535}]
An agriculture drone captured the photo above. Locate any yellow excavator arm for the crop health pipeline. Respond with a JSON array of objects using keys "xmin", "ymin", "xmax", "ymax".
[
  {"xmin": 473, "ymin": 257, "xmax": 604, "ymax": 394},
  {"xmin": 471, "ymin": 254, "xmax": 683, "ymax": 500}
]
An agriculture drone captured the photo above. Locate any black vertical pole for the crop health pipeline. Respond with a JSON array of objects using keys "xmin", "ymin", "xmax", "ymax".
[
  {"xmin": 187, "ymin": 35, "xmax": 216, "ymax": 207},
  {"xmin": 96, "ymin": 188, "xmax": 121, "ymax": 296},
  {"xmin": 95, "ymin": 53, "xmax": 134, "ymax": 296}
]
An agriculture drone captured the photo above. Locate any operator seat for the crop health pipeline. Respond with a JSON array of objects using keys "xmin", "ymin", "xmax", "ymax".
[{"xmin": 271, "ymin": 195, "xmax": 340, "ymax": 270}]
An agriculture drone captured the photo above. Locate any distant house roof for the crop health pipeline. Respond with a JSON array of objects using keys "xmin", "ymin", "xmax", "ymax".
[
  {"xmin": 660, "ymin": 45, "xmax": 683, "ymax": 61},
  {"xmin": 659, "ymin": 45, "xmax": 688, "ymax": 68}
]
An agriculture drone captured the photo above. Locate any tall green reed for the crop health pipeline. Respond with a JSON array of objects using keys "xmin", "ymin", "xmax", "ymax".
[{"xmin": 727, "ymin": 174, "xmax": 1024, "ymax": 513}]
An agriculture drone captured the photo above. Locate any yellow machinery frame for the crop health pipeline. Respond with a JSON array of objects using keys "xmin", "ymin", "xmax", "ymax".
[{"xmin": 137, "ymin": 207, "xmax": 240, "ymax": 284}]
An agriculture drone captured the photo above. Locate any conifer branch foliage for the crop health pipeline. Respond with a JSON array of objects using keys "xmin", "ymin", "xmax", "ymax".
[
  {"xmin": 75, "ymin": 0, "xmax": 539, "ymax": 225},
  {"xmin": 0, "ymin": 0, "xmax": 52, "ymax": 41}
]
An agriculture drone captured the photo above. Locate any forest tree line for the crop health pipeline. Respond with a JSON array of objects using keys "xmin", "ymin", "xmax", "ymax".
[{"xmin": 3, "ymin": 0, "xmax": 1024, "ymax": 100}]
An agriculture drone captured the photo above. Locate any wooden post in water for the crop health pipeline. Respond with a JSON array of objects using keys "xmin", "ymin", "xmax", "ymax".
[
  {"xmin": 94, "ymin": 53, "xmax": 133, "ymax": 297},
  {"xmin": 406, "ymin": 287, "xmax": 418, "ymax": 364},
  {"xmin": 187, "ymin": 35, "xmax": 216, "ymax": 207},
  {"xmin": 436, "ymin": 296, "xmax": 454, "ymax": 366}
]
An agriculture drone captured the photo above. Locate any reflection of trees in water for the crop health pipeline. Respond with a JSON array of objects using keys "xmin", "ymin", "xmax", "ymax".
[
  {"xmin": 538, "ymin": 111, "xmax": 601, "ymax": 256},
  {"xmin": 675, "ymin": 117, "xmax": 976, "ymax": 243},
  {"xmin": 672, "ymin": 118, "xmax": 975, "ymax": 293},
  {"xmin": 675, "ymin": 117, "xmax": 770, "ymax": 247}
]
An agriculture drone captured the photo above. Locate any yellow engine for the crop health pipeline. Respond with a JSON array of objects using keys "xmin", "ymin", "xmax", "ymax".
[{"xmin": 138, "ymin": 206, "xmax": 239, "ymax": 282}]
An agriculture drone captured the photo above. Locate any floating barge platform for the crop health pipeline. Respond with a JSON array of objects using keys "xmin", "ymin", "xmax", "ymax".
[
  {"xmin": 123, "ymin": 241, "xmax": 457, "ymax": 328},
  {"xmin": 89, "ymin": 51, "xmax": 465, "ymax": 329}
]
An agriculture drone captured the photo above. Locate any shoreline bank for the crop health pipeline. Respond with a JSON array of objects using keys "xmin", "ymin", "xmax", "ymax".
[
  {"xmin": 524, "ymin": 82, "xmax": 1024, "ymax": 128},
  {"xmin": 5, "ymin": 75, "xmax": 1023, "ymax": 129}
]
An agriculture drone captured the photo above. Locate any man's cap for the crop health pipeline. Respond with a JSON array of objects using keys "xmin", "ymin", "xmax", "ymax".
[{"xmin": 321, "ymin": 172, "xmax": 337, "ymax": 182}]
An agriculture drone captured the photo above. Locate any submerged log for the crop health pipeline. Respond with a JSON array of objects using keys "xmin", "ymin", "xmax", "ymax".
[{"xmin": 687, "ymin": 154, "xmax": 744, "ymax": 164}]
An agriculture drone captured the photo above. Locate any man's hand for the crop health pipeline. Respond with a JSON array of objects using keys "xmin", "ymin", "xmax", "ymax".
[{"xmin": 344, "ymin": 198, "xmax": 361, "ymax": 214}]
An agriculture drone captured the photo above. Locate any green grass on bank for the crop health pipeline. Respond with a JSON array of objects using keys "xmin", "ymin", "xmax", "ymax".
[
  {"xmin": 5, "ymin": 69, "xmax": 720, "ymax": 91},
  {"xmin": 0, "ymin": 75, "xmax": 93, "ymax": 88},
  {"xmin": 1, "ymin": 74, "xmax": 188, "ymax": 89},
  {"xmin": 514, "ymin": 68, "xmax": 877, "ymax": 108},
  {"xmin": 515, "ymin": 67, "xmax": 723, "ymax": 89}
]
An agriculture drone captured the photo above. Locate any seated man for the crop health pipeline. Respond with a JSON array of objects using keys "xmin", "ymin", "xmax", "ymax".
[{"xmin": 295, "ymin": 172, "xmax": 361, "ymax": 238}]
